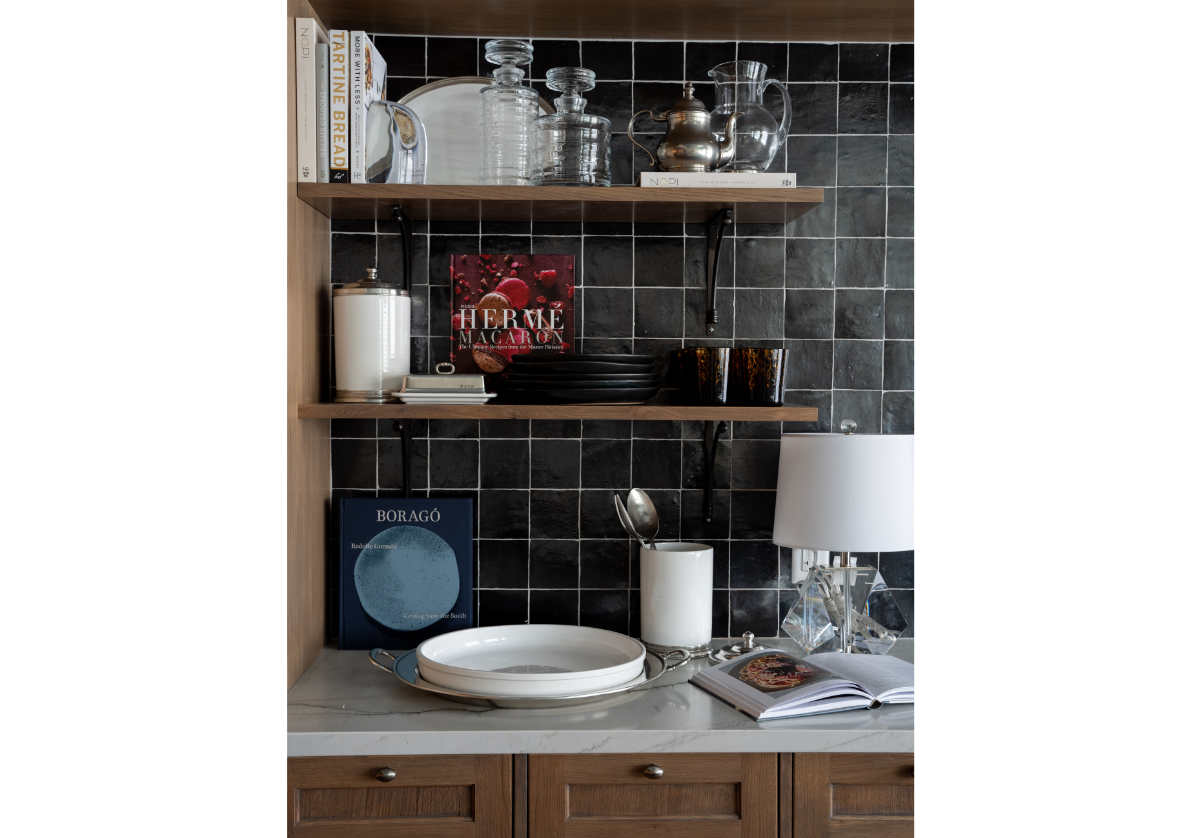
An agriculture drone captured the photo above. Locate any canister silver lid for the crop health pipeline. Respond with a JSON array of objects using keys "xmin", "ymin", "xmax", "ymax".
[{"xmin": 334, "ymin": 266, "xmax": 410, "ymax": 296}]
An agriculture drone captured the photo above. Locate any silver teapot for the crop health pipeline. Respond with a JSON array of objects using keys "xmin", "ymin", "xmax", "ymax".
[{"xmin": 628, "ymin": 83, "xmax": 739, "ymax": 173}]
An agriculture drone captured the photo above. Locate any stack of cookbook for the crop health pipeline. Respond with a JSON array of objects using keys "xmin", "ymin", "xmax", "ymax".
[{"xmin": 294, "ymin": 19, "xmax": 387, "ymax": 184}]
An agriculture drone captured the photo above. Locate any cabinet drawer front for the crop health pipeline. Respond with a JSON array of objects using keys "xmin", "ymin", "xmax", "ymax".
[
  {"xmin": 530, "ymin": 753, "xmax": 776, "ymax": 838},
  {"xmin": 793, "ymin": 754, "xmax": 913, "ymax": 838},
  {"xmin": 288, "ymin": 755, "xmax": 511, "ymax": 837}
]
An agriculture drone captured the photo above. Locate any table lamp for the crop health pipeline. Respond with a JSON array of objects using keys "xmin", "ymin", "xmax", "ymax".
[{"xmin": 773, "ymin": 421, "xmax": 913, "ymax": 654}]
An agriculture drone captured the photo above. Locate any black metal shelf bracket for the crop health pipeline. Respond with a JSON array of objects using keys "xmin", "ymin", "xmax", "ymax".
[
  {"xmin": 702, "ymin": 419, "xmax": 728, "ymax": 523},
  {"xmin": 705, "ymin": 208, "xmax": 733, "ymax": 335},
  {"xmin": 392, "ymin": 419, "xmax": 411, "ymax": 497}
]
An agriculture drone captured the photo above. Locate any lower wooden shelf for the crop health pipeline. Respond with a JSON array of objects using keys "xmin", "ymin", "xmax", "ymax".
[{"xmin": 297, "ymin": 402, "xmax": 818, "ymax": 422}]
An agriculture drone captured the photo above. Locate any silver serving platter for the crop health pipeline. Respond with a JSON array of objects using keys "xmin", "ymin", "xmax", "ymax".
[{"xmin": 369, "ymin": 647, "xmax": 690, "ymax": 708}]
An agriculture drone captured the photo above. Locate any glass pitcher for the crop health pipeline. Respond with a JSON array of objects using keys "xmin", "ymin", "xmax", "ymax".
[{"xmin": 707, "ymin": 60, "xmax": 791, "ymax": 172}]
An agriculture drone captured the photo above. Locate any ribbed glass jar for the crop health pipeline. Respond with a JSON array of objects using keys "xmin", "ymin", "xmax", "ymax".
[
  {"xmin": 480, "ymin": 39, "xmax": 539, "ymax": 185},
  {"xmin": 533, "ymin": 67, "xmax": 611, "ymax": 187}
]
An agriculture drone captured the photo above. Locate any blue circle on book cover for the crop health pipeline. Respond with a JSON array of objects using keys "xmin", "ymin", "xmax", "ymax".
[{"xmin": 353, "ymin": 526, "xmax": 460, "ymax": 631}]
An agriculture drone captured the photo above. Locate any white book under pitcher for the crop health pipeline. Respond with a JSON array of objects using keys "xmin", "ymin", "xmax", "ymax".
[{"xmin": 640, "ymin": 171, "xmax": 797, "ymax": 188}]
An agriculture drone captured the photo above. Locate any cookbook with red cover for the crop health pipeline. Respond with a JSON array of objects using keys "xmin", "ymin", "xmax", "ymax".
[{"xmin": 450, "ymin": 253, "xmax": 575, "ymax": 374}]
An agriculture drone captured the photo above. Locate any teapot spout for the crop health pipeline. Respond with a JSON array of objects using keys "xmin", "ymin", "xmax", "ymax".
[{"xmin": 717, "ymin": 111, "xmax": 741, "ymax": 168}]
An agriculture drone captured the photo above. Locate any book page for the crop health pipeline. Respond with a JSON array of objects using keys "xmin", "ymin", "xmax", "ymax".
[{"xmin": 805, "ymin": 652, "xmax": 914, "ymax": 702}]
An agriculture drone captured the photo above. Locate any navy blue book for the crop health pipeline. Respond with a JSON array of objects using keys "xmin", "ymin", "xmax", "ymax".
[{"xmin": 339, "ymin": 497, "xmax": 474, "ymax": 650}]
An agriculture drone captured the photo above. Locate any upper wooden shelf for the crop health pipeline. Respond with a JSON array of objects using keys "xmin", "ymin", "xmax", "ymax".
[
  {"xmin": 296, "ymin": 184, "xmax": 824, "ymax": 223},
  {"xmin": 308, "ymin": 0, "xmax": 913, "ymax": 42},
  {"xmin": 298, "ymin": 402, "xmax": 818, "ymax": 422}
]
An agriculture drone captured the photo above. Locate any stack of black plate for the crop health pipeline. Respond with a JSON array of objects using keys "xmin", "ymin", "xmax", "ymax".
[{"xmin": 501, "ymin": 354, "xmax": 661, "ymax": 403}]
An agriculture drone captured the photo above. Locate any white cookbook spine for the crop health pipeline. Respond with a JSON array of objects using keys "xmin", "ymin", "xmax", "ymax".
[
  {"xmin": 294, "ymin": 18, "xmax": 317, "ymax": 182},
  {"xmin": 316, "ymin": 42, "xmax": 330, "ymax": 182},
  {"xmin": 328, "ymin": 30, "xmax": 351, "ymax": 183},
  {"xmin": 639, "ymin": 171, "xmax": 798, "ymax": 188},
  {"xmin": 349, "ymin": 32, "xmax": 387, "ymax": 183}
]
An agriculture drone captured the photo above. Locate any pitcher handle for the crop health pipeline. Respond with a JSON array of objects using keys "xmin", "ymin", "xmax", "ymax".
[
  {"xmin": 764, "ymin": 78, "xmax": 791, "ymax": 153},
  {"xmin": 628, "ymin": 108, "xmax": 666, "ymax": 169}
]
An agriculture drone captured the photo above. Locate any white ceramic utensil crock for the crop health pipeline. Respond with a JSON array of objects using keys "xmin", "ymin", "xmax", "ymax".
[
  {"xmin": 639, "ymin": 541, "xmax": 714, "ymax": 655},
  {"xmin": 333, "ymin": 266, "xmax": 411, "ymax": 402},
  {"xmin": 416, "ymin": 624, "xmax": 646, "ymax": 697}
]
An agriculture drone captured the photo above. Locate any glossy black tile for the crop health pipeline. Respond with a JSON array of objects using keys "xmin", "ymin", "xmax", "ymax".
[
  {"xmin": 331, "ymin": 419, "xmax": 376, "ymax": 438},
  {"xmin": 530, "ymin": 490, "xmax": 580, "ymax": 538},
  {"xmin": 785, "ymin": 289, "xmax": 835, "ymax": 339},
  {"xmin": 682, "ymin": 438, "xmax": 730, "ymax": 490},
  {"xmin": 838, "ymin": 135, "xmax": 888, "ymax": 185},
  {"xmin": 784, "ymin": 339, "xmax": 834, "ymax": 390},
  {"xmin": 685, "ymin": 237, "xmax": 734, "ymax": 289},
  {"xmin": 782, "ymin": 390, "xmax": 832, "ymax": 433},
  {"xmin": 785, "ymin": 239, "xmax": 835, "ymax": 288},
  {"xmin": 833, "ymin": 340, "xmax": 884, "ymax": 390},
  {"xmin": 832, "ymin": 390, "xmax": 882, "ymax": 433},
  {"xmin": 634, "ymin": 41, "xmax": 683, "ymax": 80},
  {"xmin": 632, "ymin": 439, "xmax": 682, "ymax": 489},
  {"xmin": 530, "ymin": 39, "xmax": 581, "ymax": 79},
  {"xmin": 331, "ymin": 234, "xmax": 375, "ymax": 284},
  {"xmin": 730, "ymin": 541, "xmax": 781, "ymax": 588},
  {"xmin": 634, "ymin": 288, "xmax": 683, "ymax": 337},
  {"xmin": 427, "ymin": 36, "xmax": 478, "ymax": 77},
  {"xmin": 580, "ymin": 490, "xmax": 629, "ymax": 538},
  {"xmin": 634, "ymin": 238, "xmax": 684, "ymax": 286},
  {"xmin": 685, "ymin": 41, "xmax": 736, "ymax": 81},
  {"xmin": 684, "ymin": 287, "xmax": 734, "ymax": 339},
  {"xmin": 580, "ymin": 540, "xmax": 630, "ymax": 588},
  {"xmin": 531, "ymin": 439, "xmax": 579, "ymax": 488},
  {"xmin": 887, "ymin": 188, "xmax": 914, "ymax": 237},
  {"xmin": 890, "ymin": 84, "xmax": 914, "ymax": 133},
  {"xmin": 479, "ymin": 490, "xmax": 529, "ymax": 539},
  {"xmin": 838, "ymin": 43, "xmax": 889, "ymax": 80},
  {"xmin": 531, "ymin": 420, "xmax": 582, "ymax": 438},
  {"xmin": 582, "ymin": 287, "xmax": 633, "ymax": 337},
  {"xmin": 883, "ymin": 340, "xmax": 915, "ymax": 390},
  {"xmin": 838, "ymin": 83, "xmax": 889, "ymax": 134},
  {"xmin": 731, "ymin": 589, "xmax": 778, "ymax": 636},
  {"xmin": 584, "ymin": 81, "xmax": 634, "ymax": 132},
  {"xmin": 738, "ymin": 42, "xmax": 788, "ymax": 76},
  {"xmin": 428, "ymin": 236, "xmax": 478, "ymax": 284},
  {"xmin": 890, "ymin": 44, "xmax": 914, "ymax": 82},
  {"xmin": 786, "ymin": 135, "xmax": 837, "ymax": 186},
  {"xmin": 788, "ymin": 43, "xmax": 837, "ymax": 81},
  {"xmin": 711, "ymin": 590, "xmax": 731, "ymax": 638},
  {"xmin": 787, "ymin": 84, "xmax": 838, "ymax": 133},
  {"xmin": 331, "ymin": 438, "xmax": 375, "ymax": 488},
  {"xmin": 733, "ymin": 289, "xmax": 786, "ymax": 339},
  {"xmin": 885, "ymin": 290, "xmax": 914, "ymax": 339},
  {"xmin": 583, "ymin": 40, "xmax": 632, "ymax": 79},
  {"xmin": 581, "ymin": 439, "xmax": 631, "ymax": 488},
  {"xmin": 478, "ymin": 589, "xmax": 528, "ymax": 626},
  {"xmin": 730, "ymin": 440, "xmax": 780, "ymax": 490},
  {"xmin": 887, "ymin": 135, "xmax": 913, "ymax": 186},
  {"xmin": 835, "ymin": 288, "xmax": 885, "ymax": 339},
  {"xmin": 730, "ymin": 491, "xmax": 776, "ymax": 539},
  {"xmin": 530, "ymin": 589, "xmax": 578, "ymax": 623},
  {"xmin": 581, "ymin": 590, "xmax": 629, "ymax": 633},
  {"xmin": 480, "ymin": 439, "xmax": 529, "ymax": 489},
  {"xmin": 680, "ymin": 489, "xmax": 731, "ymax": 542},
  {"xmin": 479, "ymin": 419, "xmax": 529, "ymax": 438},
  {"xmin": 784, "ymin": 198, "xmax": 836, "ymax": 237},
  {"xmin": 378, "ymin": 438, "xmax": 429, "ymax": 490},
  {"xmin": 734, "ymin": 238, "xmax": 786, "ymax": 288},
  {"xmin": 835, "ymin": 238, "xmax": 885, "ymax": 288},
  {"xmin": 885, "ymin": 239, "xmax": 914, "ymax": 289},
  {"xmin": 374, "ymin": 35, "xmax": 425, "ymax": 76},
  {"xmin": 427, "ymin": 439, "xmax": 477, "ymax": 488},
  {"xmin": 879, "ymin": 549, "xmax": 914, "ymax": 587},
  {"xmin": 478, "ymin": 540, "xmax": 528, "ymax": 588},
  {"xmin": 836, "ymin": 187, "xmax": 886, "ymax": 237},
  {"xmin": 529, "ymin": 540, "xmax": 579, "ymax": 587}
]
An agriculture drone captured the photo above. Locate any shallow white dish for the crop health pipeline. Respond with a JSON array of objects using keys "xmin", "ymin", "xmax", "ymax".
[
  {"xmin": 394, "ymin": 392, "xmax": 496, "ymax": 404},
  {"xmin": 399, "ymin": 78, "xmax": 551, "ymax": 185},
  {"xmin": 416, "ymin": 624, "xmax": 647, "ymax": 697}
]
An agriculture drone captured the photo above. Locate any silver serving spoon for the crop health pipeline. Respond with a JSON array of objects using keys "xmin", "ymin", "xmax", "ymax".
[
  {"xmin": 625, "ymin": 488, "xmax": 660, "ymax": 549},
  {"xmin": 612, "ymin": 493, "xmax": 650, "ymax": 549}
]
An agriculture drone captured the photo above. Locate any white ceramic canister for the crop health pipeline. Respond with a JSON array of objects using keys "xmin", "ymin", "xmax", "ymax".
[
  {"xmin": 639, "ymin": 541, "xmax": 714, "ymax": 655},
  {"xmin": 333, "ymin": 267, "xmax": 411, "ymax": 402}
]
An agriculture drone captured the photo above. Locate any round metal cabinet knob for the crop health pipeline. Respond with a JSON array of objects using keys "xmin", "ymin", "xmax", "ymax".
[
  {"xmin": 643, "ymin": 764, "xmax": 665, "ymax": 779},
  {"xmin": 375, "ymin": 767, "xmax": 397, "ymax": 782}
]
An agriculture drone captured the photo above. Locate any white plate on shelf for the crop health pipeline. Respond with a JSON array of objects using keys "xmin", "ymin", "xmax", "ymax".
[
  {"xmin": 415, "ymin": 624, "xmax": 647, "ymax": 697},
  {"xmin": 394, "ymin": 392, "xmax": 496, "ymax": 404},
  {"xmin": 398, "ymin": 77, "xmax": 552, "ymax": 185}
]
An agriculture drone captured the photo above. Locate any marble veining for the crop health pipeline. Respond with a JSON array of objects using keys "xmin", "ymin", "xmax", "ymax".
[{"xmin": 288, "ymin": 640, "xmax": 914, "ymax": 756}]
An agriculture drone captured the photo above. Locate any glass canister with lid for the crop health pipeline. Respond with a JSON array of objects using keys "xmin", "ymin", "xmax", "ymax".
[
  {"xmin": 480, "ymin": 39, "xmax": 539, "ymax": 185},
  {"xmin": 533, "ymin": 67, "xmax": 611, "ymax": 186},
  {"xmin": 333, "ymin": 266, "xmax": 411, "ymax": 403}
]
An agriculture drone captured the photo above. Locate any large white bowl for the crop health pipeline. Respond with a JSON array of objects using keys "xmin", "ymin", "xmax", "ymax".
[{"xmin": 416, "ymin": 624, "xmax": 646, "ymax": 697}]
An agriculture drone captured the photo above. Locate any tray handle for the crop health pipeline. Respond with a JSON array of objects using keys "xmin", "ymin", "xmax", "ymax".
[
  {"xmin": 368, "ymin": 648, "xmax": 400, "ymax": 673},
  {"xmin": 657, "ymin": 648, "xmax": 692, "ymax": 672}
]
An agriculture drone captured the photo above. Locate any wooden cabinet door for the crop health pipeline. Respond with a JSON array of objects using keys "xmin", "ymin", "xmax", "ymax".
[
  {"xmin": 288, "ymin": 755, "xmax": 512, "ymax": 837},
  {"xmin": 529, "ymin": 753, "xmax": 777, "ymax": 838},
  {"xmin": 793, "ymin": 754, "xmax": 913, "ymax": 838}
]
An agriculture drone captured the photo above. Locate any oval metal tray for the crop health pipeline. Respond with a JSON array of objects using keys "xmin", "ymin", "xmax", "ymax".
[{"xmin": 369, "ymin": 647, "xmax": 690, "ymax": 708}]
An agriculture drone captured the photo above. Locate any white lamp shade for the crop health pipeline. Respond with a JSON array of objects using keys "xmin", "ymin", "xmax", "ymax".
[{"xmin": 773, "ymin": 433, "xmax": 913, "ymax": 552}]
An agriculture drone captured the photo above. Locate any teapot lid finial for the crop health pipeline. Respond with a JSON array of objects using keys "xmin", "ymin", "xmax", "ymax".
[{"xmin": 673, "ymin": 81, "xmax": 707, "ymax": 112}]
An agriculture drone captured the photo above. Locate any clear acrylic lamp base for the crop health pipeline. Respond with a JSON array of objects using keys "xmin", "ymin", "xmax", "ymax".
[{"xmin": 781, "ymin": 563, "xmax": 907, "ymax": 655}]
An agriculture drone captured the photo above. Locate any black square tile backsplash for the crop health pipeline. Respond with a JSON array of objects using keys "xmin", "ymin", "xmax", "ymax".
[{"xmin": 330, "ymin": 35, "xmax": 915, "ymax": 640}]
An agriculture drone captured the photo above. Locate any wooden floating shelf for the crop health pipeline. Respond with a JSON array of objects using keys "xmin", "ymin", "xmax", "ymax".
[
  {"xmin": 307, "ymin": 0, "xmax": 913, "ymax": 42},
  {"xmin": 296, "ymin": 184, "xmax": 824, "ymax": 223},
  {"xmin": 298, "ymin": 402, "xmax": 819, "ymax": 422}
]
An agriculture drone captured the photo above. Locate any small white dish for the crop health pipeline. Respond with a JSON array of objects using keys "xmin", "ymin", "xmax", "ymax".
[
  {"xmin": 416, "ymin": 624, "xmax": 647, "ymax": 697},
  {"xmin": 394, "ymin": 392, "xmax": 496, "ymax": 404}
]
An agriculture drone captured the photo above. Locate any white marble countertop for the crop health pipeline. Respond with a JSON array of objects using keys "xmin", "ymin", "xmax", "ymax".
[{"xmin": 287, "ymin": 639, "xmax": 913, "ymax": 756}]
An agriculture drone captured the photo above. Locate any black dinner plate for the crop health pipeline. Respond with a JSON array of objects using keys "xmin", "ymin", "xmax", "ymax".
[
  {"xmin": 501, "ymin": 385, "xmax": 661, "ymax": 404},
  {"xmin": 503, "ymin": 377, "xmax": 661, "ymax": 390},
  {"xmin": 510, "ymin": 353, "xmax": 656, "ymax": 365}
]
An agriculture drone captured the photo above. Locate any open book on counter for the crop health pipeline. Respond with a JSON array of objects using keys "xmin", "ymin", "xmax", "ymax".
[{"xmin": 691, "ymin": 648, "xmax": 914, "ymax": 721}]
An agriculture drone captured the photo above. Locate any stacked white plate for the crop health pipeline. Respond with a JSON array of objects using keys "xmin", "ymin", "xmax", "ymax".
[
  {"xmin": 416, "ymin": 624, "xmax": 647, "ymax": 697},
  {"xmin": 393, "ymin": 391, "xmax": 496, "ymax": 405}
]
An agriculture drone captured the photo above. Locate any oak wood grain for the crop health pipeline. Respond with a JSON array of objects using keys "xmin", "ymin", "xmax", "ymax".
[
  {"xmin": 287, "ymin": 0, "xmax": 332, "ymax": 689},
  {"xmin": 793, "ymin": 754, "xmax": 913, "ymax": 838},
  {"xmin": 298, "ymin": 403, "xmax": 819, "ymax": 422},
  {"xmin": 530, "ymin": 754, "xmax": 776, "ymax": 838},
  {"xmin": 296, "ymin": 184, "xmax": 824, "ymax": 224},
  {"xmin": 307, "ymin": 0, "xmax": 913, "ymax": 42},
  {"xmin": 288, "ymin": 756, "xmax": 511, "ymax": 837}
]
